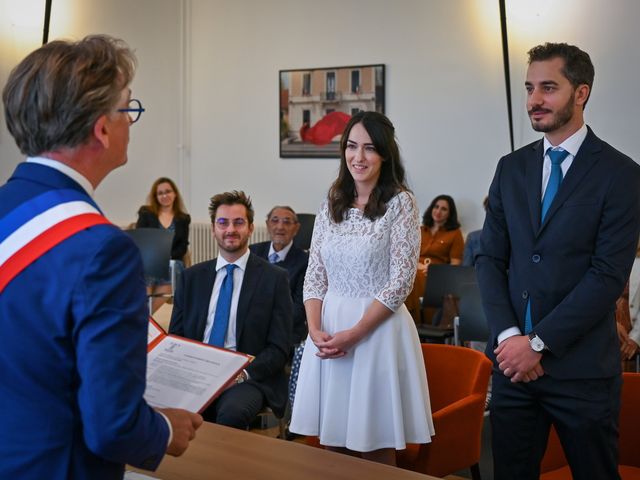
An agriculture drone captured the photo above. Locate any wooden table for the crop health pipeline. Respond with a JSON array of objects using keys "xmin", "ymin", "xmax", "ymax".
[{"xmin": 129, "ymin": 422, "xmax": 439, "ymax": 480}]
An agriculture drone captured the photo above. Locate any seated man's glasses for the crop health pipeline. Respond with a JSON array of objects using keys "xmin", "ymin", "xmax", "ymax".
[
  {"xmin": 117, "ymin": 98, "xmax": 145, "ymax": 124},
  {"xmin": 215, "ymin": 218, "xmax": 247, "ymax": 228},
  {"xmin": 268, "ymin": 217, "xmax": 296, "ymax": 226}
]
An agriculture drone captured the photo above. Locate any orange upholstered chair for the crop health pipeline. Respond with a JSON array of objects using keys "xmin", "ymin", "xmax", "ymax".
[
  {"xmin": 396, "ymin": 343, "xmax": 492, "ymax": 479},
  {"xmin": 540, "ymin": 372, "xmax": 640, "ymax": 479}
]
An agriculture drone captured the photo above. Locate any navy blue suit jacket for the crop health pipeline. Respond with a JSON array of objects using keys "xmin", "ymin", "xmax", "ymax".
[
  {"xmin": 169, "ymin": 253, "xmax": 292, "ymax": 416},
  {"xmin": 477, "ymin": 127, "xmax": 640, "ymax": 379},
  {"xmin": 250, "ymin": 241, "xmax": 309, "ymax": 344},
  {"xmin": 0, "ymin": 163, "xmax": 169, "ymax": 479}
]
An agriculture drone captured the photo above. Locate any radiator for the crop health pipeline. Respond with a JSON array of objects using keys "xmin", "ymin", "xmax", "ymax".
[{"xmin": 189, "ymin": 222, "xmax": 271, "ymax": 265}]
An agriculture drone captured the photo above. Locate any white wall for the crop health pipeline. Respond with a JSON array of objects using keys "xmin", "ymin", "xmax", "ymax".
[
  {"xmin": 1, "ymin": 0, "xmax": 639, "ymax": 232},
  {"xmin": 0, "ymin": 0, "xmax": 183, "ymax": 225},
  {"xmin": 187, "ymin": 0, "xmax": 509, "ymax": 231},
  {"xmin": 0, "ymin": 0, "xmax": 40, "ymax": 182},
  {"xmin": 506, "ymin": 0, "xmax": 640, "ymax": 160}
]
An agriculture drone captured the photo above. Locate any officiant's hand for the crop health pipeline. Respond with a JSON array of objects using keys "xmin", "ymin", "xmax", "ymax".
[{"xmin": 159, "ymin": 408, "xmax": 203, "ymax": 456}]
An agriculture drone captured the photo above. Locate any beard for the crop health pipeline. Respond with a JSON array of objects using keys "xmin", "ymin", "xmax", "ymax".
[
  {"xmin": 528, "ymin": 92, "xmax": 575, "ymax": 133},
  {"xmin": 217, "ymin": 233, "xmax": 249, "ymax": 254}
]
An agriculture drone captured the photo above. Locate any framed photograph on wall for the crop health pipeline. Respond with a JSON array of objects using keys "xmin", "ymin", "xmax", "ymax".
[{"xmin": 279, "ymin": 64, "xmax": 385, "ymax": 158}]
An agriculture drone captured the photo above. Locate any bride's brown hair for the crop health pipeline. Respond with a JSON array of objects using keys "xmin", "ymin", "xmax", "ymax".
[{"xmin": 328, "ymin": 111, "xmax": 409, "ymax": 223}]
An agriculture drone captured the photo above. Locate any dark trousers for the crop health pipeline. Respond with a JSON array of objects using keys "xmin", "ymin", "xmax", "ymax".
[
  {"xmin": 491, "ymin": 370, "xmax": 621, "ymax": 480},
  {"xmin": 203, "ymin": 382, "xmax": 265, "ymax": 430}
]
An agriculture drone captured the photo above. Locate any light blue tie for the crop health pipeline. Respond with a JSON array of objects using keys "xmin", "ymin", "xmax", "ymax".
[
  {"xmin": 524, "ymin": 148, "xmax": 570, "ymax": 334},
  {"xmin": 208, "ymin": 264, "xmax": 237, "ymax": 347},
  {"xmin": 268, "ymin": 252, "xmax": 279, "ymax": 264}
]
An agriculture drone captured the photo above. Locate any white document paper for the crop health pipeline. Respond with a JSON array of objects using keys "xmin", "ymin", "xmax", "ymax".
[
  {"xmin": 144, "ymin": 335, "xmax": 249, "ymax": 413},
  {"xmin": 148, "ymin": 319, "xmax": 164, "ymax": 345},
  {"xmin": 124, "ymin": 471, "xmax": 160, "ymax": 480}
]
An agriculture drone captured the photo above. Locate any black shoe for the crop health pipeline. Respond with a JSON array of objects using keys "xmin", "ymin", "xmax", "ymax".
[{"xmin": 281, "ymin": 427, "xmax": 301, "ymax": 441}]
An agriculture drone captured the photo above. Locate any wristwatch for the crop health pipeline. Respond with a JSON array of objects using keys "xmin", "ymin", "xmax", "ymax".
[
  {"xmin": 528, "ymin": 332, "xmax": 546, "ymax": 353},
  {"xmin": 235, "ymin": 370, "xmax": 248, "ymax": 384}
]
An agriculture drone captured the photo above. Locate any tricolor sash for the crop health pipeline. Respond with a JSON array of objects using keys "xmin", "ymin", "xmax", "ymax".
[{"xmin": 0, "ymin": 189, "xmax": 111, "ymax": 293}]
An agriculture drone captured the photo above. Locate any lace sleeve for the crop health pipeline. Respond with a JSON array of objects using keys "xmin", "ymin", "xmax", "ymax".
[
  {"xmin": 303, "ymin": 201, "xmax": 329, "ymax": 302},
  {"xmin": 375, "ymin": 191, "xmax": 420, "ymax": 310}
]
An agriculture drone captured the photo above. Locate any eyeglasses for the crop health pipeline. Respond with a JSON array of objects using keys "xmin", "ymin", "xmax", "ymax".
[
  {"xmin": 157, "ymin": 189, "xmax": 174, "ymax": 197},
  {"xmin": 268, "ymin": 217, "xmax": 297, "ymax": 226},
  {"xmin": 215, "ymin": 218, "xmax": 248, "ymax": 228},
  {"xmin": 117, "ymin": 98, "xmax": 145, "ymax": 124}
]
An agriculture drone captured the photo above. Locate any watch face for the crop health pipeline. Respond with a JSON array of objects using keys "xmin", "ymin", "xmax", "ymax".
[{"xmin": 530, "ymin": 335, "xmax": 544, "ymax": 352}]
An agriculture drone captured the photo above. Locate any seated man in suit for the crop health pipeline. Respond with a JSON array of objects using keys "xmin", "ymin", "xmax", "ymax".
[
  {"xmin": 250, "ymin": 206, "xmax": 309, "ymax": 350},
  {"xmin": 170, "ymin": 191, "xmax": 293, "ymax": 429},
  {"xmin": 250, "ymin": 206, "xmax": 309, "ymax": 416}
]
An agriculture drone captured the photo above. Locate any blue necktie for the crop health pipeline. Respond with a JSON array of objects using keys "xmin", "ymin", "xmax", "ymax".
[
  {"xmin": 541, "ymin": 148, "xmax": 570, "ymax": 221},
  {"xmin": 208, "ymin": 264, "xmax": 237, "ymax": 347},
  {"xmin": 268, "ymin": 252, "xmax": 279, "ymax": 264},
  {"xmin": 525, "ymin": 148, "xmax": 570, "ymax": 334}
]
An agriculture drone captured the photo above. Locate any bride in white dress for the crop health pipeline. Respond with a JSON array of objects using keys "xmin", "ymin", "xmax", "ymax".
[{"xmin": 290, "ymin": 111, "xmax": 434, "ymax": 465}]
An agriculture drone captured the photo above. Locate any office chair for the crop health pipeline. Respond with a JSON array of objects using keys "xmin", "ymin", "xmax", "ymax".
[
  {"xmin": 293, "ymin": 213, "xmax": 316, "ymax": 251},
  {"xmin": 417, "ymin": 264, "xmax": 477, "ymax": 343},
  {"xmin": 540, "ymin": 372, "xmax": 640, "ymax": 479},
  {"xmin": 454, "ymin": 282, "xmax": 490, "ymax": 346},
  {"xmin": 397, "ymin": 344, "xmax": 492, "ymax": 479},
  {"xmin": 125, "ymin": 228, "xmax": 174, "ymax": 312}
]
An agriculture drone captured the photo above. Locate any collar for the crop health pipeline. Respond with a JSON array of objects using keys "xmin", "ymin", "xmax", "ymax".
[
  {"xmin": 27, "ymin": 157, "xmax": 95, "ymax": 197},
  {"xmin": 216, "ymin": 249, "xmax": 250, "ymax": 272},
  {"xmin": 543, "ymin": 123, "xmax": 588, "ymax": 158},
  {"xmin": 268, "ymin": 241, "xmax": 293, "ymax": 261}
]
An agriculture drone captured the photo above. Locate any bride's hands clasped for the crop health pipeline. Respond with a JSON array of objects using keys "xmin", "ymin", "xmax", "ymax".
[
  {"xmin": 310, "ymin": 329, "xmax": 347, "ymax": 359},
  {"xmin": 311, "ymin": 328, "xmax": 363, "ymax": 359}
]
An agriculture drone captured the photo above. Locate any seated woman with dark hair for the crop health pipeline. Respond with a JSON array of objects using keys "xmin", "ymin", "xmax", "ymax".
[
  {"xmin": 405, "ymin": 194, "xmax": 464, "ymax": 323},
  {"xmin": 136, "ymin": 177, "xmax": 191, "ymax": 312}
]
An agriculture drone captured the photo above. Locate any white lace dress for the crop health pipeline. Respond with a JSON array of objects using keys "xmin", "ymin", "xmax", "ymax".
[{"xmin": 289, "ymin": 191, "xmax": 434, "ymax": 451}]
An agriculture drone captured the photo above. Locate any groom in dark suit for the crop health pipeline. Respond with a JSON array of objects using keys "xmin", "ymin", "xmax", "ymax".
[
  {"xmin": 170, "ymin": 191, "xmax": 292, "ymax": 429},
  {"xmin": 477, "ymin": 43, "xmax": 640, "ymax": 479}
]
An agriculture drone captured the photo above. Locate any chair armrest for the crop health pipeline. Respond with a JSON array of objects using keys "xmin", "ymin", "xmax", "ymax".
[
  {"xmin": 432, "ymin": 393, "xmax": 486, "ymax": 442},
  {"xmin": 399, "ymin": 393, "xmax": 486, "ymax": 477}
]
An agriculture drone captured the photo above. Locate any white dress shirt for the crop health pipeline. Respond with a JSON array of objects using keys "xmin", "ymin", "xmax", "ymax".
[
  {"xmin": 202, "ymin": 249, "xmax": 250, "ymax": 350},
  {"xmin": 268, "ymin": 240, "xmax": 293, "ymax": 262},
  {"xmin": 27, "ymin": 156, "xmax": 95, "ymax": 197}
]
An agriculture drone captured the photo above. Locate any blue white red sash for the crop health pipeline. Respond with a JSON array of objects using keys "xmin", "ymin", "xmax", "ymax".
[{"xmin": 0, "ymin": 189, "xmax": 110, "ymax": 293}]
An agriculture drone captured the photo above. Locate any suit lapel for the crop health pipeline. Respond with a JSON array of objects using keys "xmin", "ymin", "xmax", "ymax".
[
  {"xmin": 539, "ymin": 128, "xmax": 601, "ymax": 233},
  {"xmin": 281, "ymin": 249, "xmax": 295, "ymax": 268},
  {"xmin": 526, "ymin": 140, "xmax": 544, "ymax": 234},
  {"xmin": 236, "ymin": 254, "xmax": 263, "ymax": 340},
  {"xmin": 253, "ymin": 242, "xmax": 268, "ymax": 259},
  {"xmin": 194, "ymin": 259, "xmax": 217, "ymax": 340}
]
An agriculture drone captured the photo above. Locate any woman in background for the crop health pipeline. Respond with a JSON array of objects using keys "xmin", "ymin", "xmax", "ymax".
[
  {"xmin": 405, "ymin": 194, "xmax": 464, "ymax": 323},
  {"xmin": 136, "ymin": 177, "xmax": 191, "ymax": 312},
  {"xmin": 290, "ymin": 111, "xmax": 434, "ymax": 465}
]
